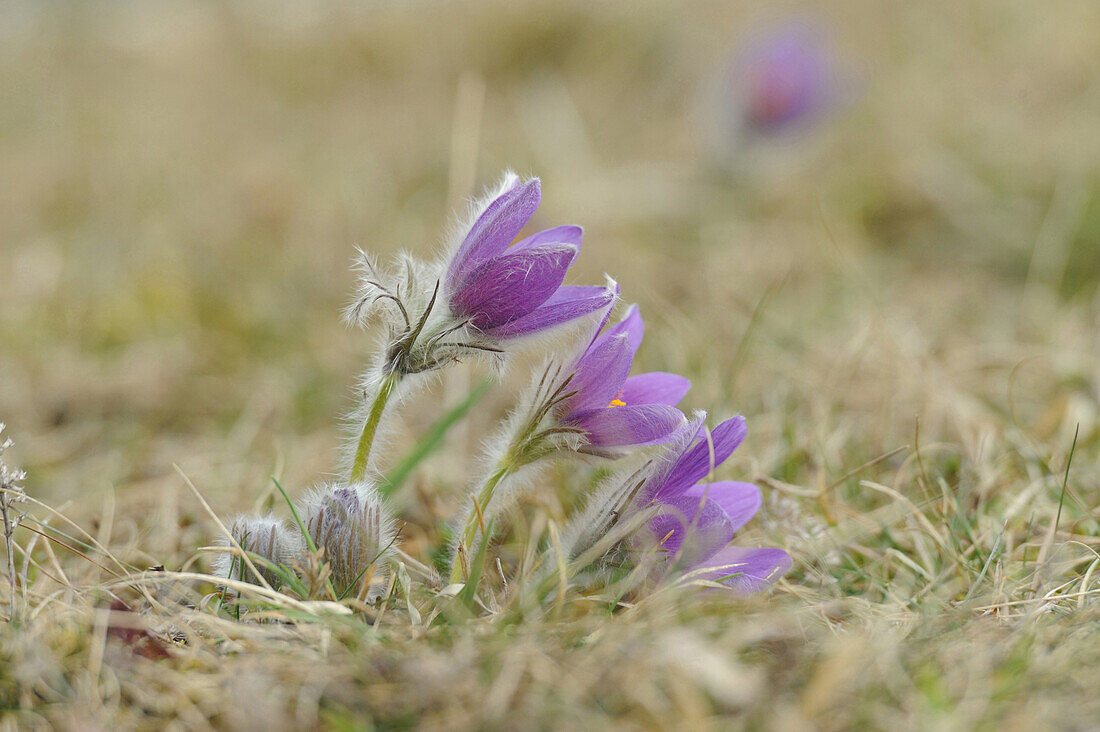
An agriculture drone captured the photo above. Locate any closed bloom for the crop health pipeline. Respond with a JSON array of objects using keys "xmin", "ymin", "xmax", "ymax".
[
  {"xmin": 300, "ymin": 481, "xmax": 397, "ymax": 601},
  {"xmin": 638, "ymin": 412, "xmax": 791, "ymax": 591},
  {"xmin": 216, "ymin": 515, "xmax": 303, "ymax": 589},
  {"xmin": 555, "ymin": 305, "xmax": 688, "ymax": 449}
]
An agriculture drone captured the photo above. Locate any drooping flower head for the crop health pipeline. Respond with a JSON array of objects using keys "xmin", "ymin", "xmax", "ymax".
[
  {"xmin": 300, "ymin": 481, "xmax": 398, "ymax": 600},
  {"xmin": 636, "ymin": 412, "xmax": 791, "ymax": 591},
  {"xmin": 554, "ymin": 304, "xmax": 688, "ymax": 450}
]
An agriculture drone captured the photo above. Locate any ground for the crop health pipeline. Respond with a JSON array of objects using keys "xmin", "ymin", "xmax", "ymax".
[{"xmin": 1, "ymin": 2, "xmax": 1099, "ymax": 730}]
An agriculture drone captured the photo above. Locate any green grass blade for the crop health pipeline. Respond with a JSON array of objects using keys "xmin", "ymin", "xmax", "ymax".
[
  {"xmin": 272, "ymin": 476, "xmax": 336, "ymax": 599},
  {"xmin": 457, "ymin": 518, "xmax": 494, "ymax": 610},
  {"xmin": 272, "ymin": 477, "xmax": 317, "ymax": 554},
  {"xmin": 1053, "ymin": 423, "xmax": 1079, "ymax": 536}
]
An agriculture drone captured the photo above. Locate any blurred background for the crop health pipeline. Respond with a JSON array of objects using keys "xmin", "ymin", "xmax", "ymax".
[{"xmin": 1, "ymin": 1, "xmax": 1098, "ymax": 561}]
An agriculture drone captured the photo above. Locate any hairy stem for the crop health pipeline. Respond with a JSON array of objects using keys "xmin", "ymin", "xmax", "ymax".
[{"xmin": 350, "ymin": 373, "xmax": 399, "ymax": 483}]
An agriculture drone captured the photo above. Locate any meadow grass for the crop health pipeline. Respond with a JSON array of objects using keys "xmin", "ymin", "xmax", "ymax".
[{"xmin": 1, "ymin": 2, "xmax": 1099, "ymax": 729}]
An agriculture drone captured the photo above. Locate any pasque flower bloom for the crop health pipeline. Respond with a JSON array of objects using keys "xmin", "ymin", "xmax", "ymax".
[
  {"xmin": 555, "ymin": 305, "xmax": 688, "ymax": 448},
  {"xmin": 345, "ymin": 173, "xmax": 615, "ymax": 481},
  {"xmin": 637, "ymin": 412, "xmax": 791, "ymax": 591},
  {"xmin": 351, "ymin": 173, "xmax": 615, "ymax": 377},
  {"xmin": 445, "ymin": 176, "xmax": 612, "ymax": 339},
  {"xmin": 701, "ymin": 21, "xmax": 858, "ymax": 174},
  {"xmin": 448, "ymin": 303, "xmax": 688, "ymax": 583}
]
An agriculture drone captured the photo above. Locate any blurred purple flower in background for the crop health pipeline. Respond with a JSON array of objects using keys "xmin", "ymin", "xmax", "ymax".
[
  {"xmin": 640, "ymin": 413, "xmax": 791, "ymax": 591},
  {"xmin": 557, "ymin": 305, "xmax": 689, "ymax": 448},
  {"xmin": 701, "ymin": 19, "xmax": 858, "ymax": 171},
  {"xmin": 445, "ymin": 176, "xmax": 613, "ymax": 339},
  {"xmin": 739, "ymin": 24, "xmax": 832, "ymax": 133}
]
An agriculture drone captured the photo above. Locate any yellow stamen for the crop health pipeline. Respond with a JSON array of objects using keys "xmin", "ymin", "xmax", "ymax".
[{"xmin": 608, "ymin": 398, "xmax": 626, "ymax": 408}]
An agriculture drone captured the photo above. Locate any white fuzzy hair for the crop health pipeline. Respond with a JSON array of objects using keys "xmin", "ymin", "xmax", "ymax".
[
  {"xmin": 445, "ymin": 354, "xmax": 597, "ymax": 568},
  {"xmin": 296, "ymin": 480, "xmax": 399, "ymax": 601},
  {"xmin": 434, "ymin": 169, "xmax": 522, "ymax": 271},
  {"xmin": 558, "ymin": 455, "xmax": 653, "ymax": 562},
  {"xmin": 212, "ymin": 514, "xmax": 304, "ymax": 588}
]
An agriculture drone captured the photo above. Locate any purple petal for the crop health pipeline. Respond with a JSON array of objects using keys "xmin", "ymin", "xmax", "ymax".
[
  {"xmin": 585, "ymin": 279, "xmax": 622, "ymax": 341},
  {"xmin": 649, "ymin": 495, "xmax": 735, "ymax": 566},
  {"xmin": 560, "ymin": 333, "xmax": 634, "ymax": 415},
  {"xmin": 600, "ymin": 304, "xmax": 644, "ymax": 355},
  {"xmin": 682, "ymin": 481, "xmax": 760, "ymax": 533},
  {"xmin": 636, "ymin": 411, "xmax": 708, "ymax": 505},
  {"xmin": 482, "ymin": 284, "xmax": 614, "ymax": 339},
  {"xmin": 695, "ymin": 546, "xmax": 792, "ymax": 592},
  {"xmin": 446, "ymin": 179, "xmax": 541, "ymax": 292},
  {"xmin": 328, "ymin": 485, "xmax": 361, "ymax": 515},
  {"xmin": 705, "ymin": 416, "xmax": 748, "ymax": 464},
  {"xmin": 658, "ymin": 416, "xmax": 748, "ymax": 500},
  {"xmin": 620, "ymin": 372, "xmax": 691, "ymax": 407},
  {"xmin": 450, "ymin": 243, "xmax": 578, "ymax": 330},
  {"xmin": 561, "ymin": 306, "xmax": 649, "ymax": 414},
  {"xmin": 567, "ymin": 404, "xmax": 686, "ymax": 448},
  {"xmin": 510, "ymin": 225, "xmax": 583, "ymax": 253}
]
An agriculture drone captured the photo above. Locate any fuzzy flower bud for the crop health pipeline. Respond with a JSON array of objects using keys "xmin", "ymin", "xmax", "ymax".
[
  {"xmin": 215, "ymin": 515, "xmax": 303, "ymax": 589},
  {"xmin": 299, "ymin": 481, "xmax": 398, "ymax": 601}
]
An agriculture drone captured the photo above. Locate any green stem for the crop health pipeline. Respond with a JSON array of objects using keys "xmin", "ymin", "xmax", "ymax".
[
  {"xmin": 350, "ymin": 373, "xmax": 399, "ymax": 483},
  {"xmin": 449, "ymin": 458, "xmax": 515, "ymax": 584}
]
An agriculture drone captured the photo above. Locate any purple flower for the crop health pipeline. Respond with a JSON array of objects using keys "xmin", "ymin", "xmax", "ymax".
[
  {"xmin": 556, "ymin": 305, "xmax": 689, "ymax": 448},
  {"xmin": 445, "ymin": 176, "xmax": 613, "ymax": 338},
  {"xmin": 639, "ymin": 413, "xmax": 791, "ymax": 591},
  {"xmin": 691, "ymin": 546, "xmax": 795, "ymax": 593},
  {"xmin": 740, "ymin": 25, "xmax": 831, "ymax": 132}
]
